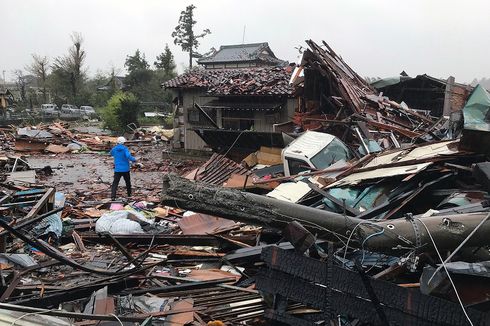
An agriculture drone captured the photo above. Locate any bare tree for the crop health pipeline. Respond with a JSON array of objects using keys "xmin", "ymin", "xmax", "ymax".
[
  {"xmin": 52, "ymin": 32, "xmax": 87, "ymax": 100},
  {"xmin": 26, "ymin": 54, "xmax": 49, "ymax": 103},
  {"xmin": 13, "ymin": 70, "xmax": 27, "ymax": 104}
]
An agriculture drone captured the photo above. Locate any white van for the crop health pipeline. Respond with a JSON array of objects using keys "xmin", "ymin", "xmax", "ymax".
[
  {"xmin": 80, "ymin": 106, "xmax": 97, "ymax": 118},
  {"xmin": 40, "ymin": 104, "xmax": 59, "ymax": 115},
  {"xmin": 281, "ymin": 131, "xmax": 353, "ymax": 176}
]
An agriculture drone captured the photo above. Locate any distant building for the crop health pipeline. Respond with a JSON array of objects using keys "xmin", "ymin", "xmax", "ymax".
[
  {"xmin": 0, "ymin": 89, "xmax": 15, "ymax": 110},
  {"xmin": 197, "ymin": 42, "xmax": 287, "ymax": 69},
  {"xmin": 163, "ymin": 42, "xmax": 294, "ymax": 153}
]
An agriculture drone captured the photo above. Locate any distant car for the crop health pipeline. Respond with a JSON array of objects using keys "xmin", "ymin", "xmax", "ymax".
[
  {"xmin": 80, "ymin": 106, "xmax": 97, "ymax": 118},
  {"xmin": 61, "ymin": 104, "xmax": 79, "ymax": 115},
  {"xmin": 40, "ymin": 104, "xmax": 60, "ymax": 116}
]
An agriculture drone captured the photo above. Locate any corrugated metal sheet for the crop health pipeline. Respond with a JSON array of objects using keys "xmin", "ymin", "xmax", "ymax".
[
  {"xmin": 186, "ymin": 153, "xmax": 252, "ymax": 186},
  {"xmin": 177, "ymin": 213, "xmax": 238, "ymax": 235},
  {"xmin": 328, "ymin": 163, "xmax": 431, "ymax": 187}
]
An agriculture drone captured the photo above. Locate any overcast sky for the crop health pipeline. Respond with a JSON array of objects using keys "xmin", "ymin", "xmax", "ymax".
[{"xmin": 1, "ymin": 0, "xmax": 489, "ymax": 83}]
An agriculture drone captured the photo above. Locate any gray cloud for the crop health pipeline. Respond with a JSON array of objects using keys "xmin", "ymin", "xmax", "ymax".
[{"xmin": 1, "ymin": 0, "xmax": 489, "ymax": 83}]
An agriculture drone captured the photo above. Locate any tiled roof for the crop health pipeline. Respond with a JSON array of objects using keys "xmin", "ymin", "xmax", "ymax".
[
  {"xmin": 198, "ymin": 42, "xmax": 285, "ymax": 66},
  {"xmin": 163, "ymin": 66, "xmax": 294, "ymax": 96}
]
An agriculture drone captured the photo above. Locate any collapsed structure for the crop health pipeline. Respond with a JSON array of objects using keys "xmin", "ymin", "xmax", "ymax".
[
  {"xmin": 0, "ymin": 39, "xmax": 489, "ymax": 325},
  {"xmin": 159, "ymin": 40, "xmax": 490, "ymax": 325}
]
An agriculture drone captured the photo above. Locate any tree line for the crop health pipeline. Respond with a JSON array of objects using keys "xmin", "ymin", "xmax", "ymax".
[
  {"xmin": 9, "ymin": 4, "xmax": 210, "ymax": 132},
  {"xmin": 20, "ymin": 33, "xmax": 177, "ymax": 110}
]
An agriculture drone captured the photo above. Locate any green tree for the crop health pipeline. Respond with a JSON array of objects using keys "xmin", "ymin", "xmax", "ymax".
[
  {"xmin": 47, "ymin": 66, "xmax": 71, "ymax": 106},
  {"xmin": 86, "ymin": 71, "xmax": 113, "ymax": 108},
  {"xmin": 125, "ymin": 49, "xmax": 149, "ymax": 72},
  {"xmin": 125, "ymin": 50, "xmax": 152, "ymax": 96},
  {"xmin": 155, "ymin": 44, "xmax": 177, "ymax": 78},
  {"xmin": 100, "ymin": 92, "xmax": 140, "ymax": 131},
  {"xmin": 171, "ymin": 4, "xmax": 211, "ymax": 68}
]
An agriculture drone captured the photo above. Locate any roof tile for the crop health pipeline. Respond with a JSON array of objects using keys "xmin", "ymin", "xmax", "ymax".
[{"xmin": 163, "ymin": 66, "xmax": 294, "ymax": 96}]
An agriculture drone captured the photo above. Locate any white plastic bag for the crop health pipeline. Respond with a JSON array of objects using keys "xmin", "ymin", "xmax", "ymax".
[{"xmin": 95, "ymin": 210, "xmax": 153, "ymax": 234}]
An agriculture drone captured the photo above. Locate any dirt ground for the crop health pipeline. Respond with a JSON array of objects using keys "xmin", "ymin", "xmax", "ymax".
[{"xmin": 26, "ymin": 145, "xmax": 205, "ymax": 201}]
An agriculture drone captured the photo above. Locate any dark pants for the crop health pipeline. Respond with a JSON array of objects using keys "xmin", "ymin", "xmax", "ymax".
[{"xmin": 111, "ymin": 171, "xmax": 131, "ymax": 199}]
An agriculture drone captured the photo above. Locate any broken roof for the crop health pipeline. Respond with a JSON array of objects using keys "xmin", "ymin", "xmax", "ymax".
[
  {"xmin": 198, "ymin": 42, "xmax": 286, "ymax": 66},
  {"xmin": 163, "ymin": 66, "xmax": 294, "ymax": 96}
]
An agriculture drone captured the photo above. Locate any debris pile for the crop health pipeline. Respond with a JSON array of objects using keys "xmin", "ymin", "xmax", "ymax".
[
  {"xmin": 0, "ymin": 171, "xmax": 265, "ymax": 324},
  {"xmin": 157, "ymin": 41, "xmax": 490, "ymax": 325},
  {"xmin": 0, "ymin": 39, "xmax": 490, "ymax": 326},
  {"xmin": 290, "ymin": 40, "xmax": 448, "ymax": 153},
  {"xmin": 11, "ymin": 122, "xmax": 173, "ymax": 153}
]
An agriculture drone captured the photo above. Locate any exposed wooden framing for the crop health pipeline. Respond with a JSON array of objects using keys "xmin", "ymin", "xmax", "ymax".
[
  {"xmin": 23, "ymin": 187, "xmax": 55, "ymax": 221},
  {"xmin": 257, "ymin": 246, "xmax": 490, "ymax": 325}
]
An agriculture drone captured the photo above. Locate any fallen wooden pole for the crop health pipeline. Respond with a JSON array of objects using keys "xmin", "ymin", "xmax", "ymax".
[{"xmin": 162, "ymin": 174, "xmax": 490, "ymax": 255}]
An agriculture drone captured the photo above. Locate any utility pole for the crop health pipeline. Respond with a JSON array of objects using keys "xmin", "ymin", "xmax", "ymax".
[
  {"xmin": 2, "ymin": 70, "xmax": 5, "ymax": 89},
  {"xmin": 242, "ymin": 25, "xmax": 246, "ymax": 44}
]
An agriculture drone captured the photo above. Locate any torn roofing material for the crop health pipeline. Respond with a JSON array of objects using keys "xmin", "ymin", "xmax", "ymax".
[
  {"xmin": 162, "ymin": 66, "xmax": 294, "ymax": 96},
  {"xmin": 184, "ymin": 153, "xmax": 252, "ymax": 186},
  {"xmin": 328, "ymin": 139, "xmax": 462, "ymax": 187}
]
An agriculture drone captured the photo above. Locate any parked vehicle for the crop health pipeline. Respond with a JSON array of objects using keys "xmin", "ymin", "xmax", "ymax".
[
  {"xmin": 80, "ymin": 106, "xmax": 97, "ymax": 118},
  {"xmin": 40, "ymin": 104, "xmax": 60, "ymax": 116},
  {"xmin": 61, "ymin": 104, "xmax": 79, "ymax": 115}
]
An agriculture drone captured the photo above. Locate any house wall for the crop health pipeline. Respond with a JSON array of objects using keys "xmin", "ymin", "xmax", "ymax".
[
  {"xmin": 450, "ymin": 84, "xmax": 472, "ymax": 113},
  {"xmin": 220, "ymin": 97, "xmax": 295, "ymax": 132},
  {"xmin": 0, "ymin": 96, "xmax": 6, "ymax": 109},
  {"xmin": 171, "ymin": 89, "xmax": 296, "ymax": 152},
  {"xmin": 181, "ymin": 89, "xmax": 218, "ymax": 151}
]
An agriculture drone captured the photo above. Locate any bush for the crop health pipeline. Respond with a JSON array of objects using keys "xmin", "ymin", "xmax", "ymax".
[
  {"xmin": 138, "ymin": 113, "xmax": 174, "ymax": 128},
  {"xmin": 100, "ymin": 92, "xmax": 140, "ymax": 132}
]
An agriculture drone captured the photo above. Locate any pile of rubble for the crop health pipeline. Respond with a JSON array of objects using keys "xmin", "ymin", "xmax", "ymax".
[
  {"xmin": 9, "ymin": 122, "xmax": 174, "ymax": 153},
  {"xmin": 159, "ymin": 41, "xmax": 490, "ymax": 325},
  {"xmin": 0, "ymin": 39, "xmax": 489, "ymax": 326},
  {"xmin": 0, "ymin": 183, "xmax": 266, "ymax": 325}
]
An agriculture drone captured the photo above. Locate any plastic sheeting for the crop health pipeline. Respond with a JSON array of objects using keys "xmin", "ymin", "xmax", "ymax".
[
  {"xmin": 95, "ymin": 210, "xmax": 154, "ymax": 234},
  {"xmin": 463, "ymin": 84, "xmax": 490, "ymax": 132},
  {"xmin": 33, "ymin": 192, "xmax": 65, "ymax": 238}
]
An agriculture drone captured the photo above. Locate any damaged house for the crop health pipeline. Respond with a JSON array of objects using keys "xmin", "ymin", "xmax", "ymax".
[
  {"xmin": 163, "ymin": 42, "xmax": 296, "ymax": 155},
  {"xmin": 0, "ymin": 89, "xmax": 15, "ymax": 117},
  {"xmin": 372, "ymin": 73, "xmax": 472, "ymax": 117}
]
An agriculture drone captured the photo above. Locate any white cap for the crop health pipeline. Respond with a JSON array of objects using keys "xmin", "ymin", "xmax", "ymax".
[{"xmin": 117, "ymin": 136, "xmax": 126, "ymax": 144}]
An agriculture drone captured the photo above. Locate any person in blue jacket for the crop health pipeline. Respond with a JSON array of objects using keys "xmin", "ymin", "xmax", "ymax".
[{"xmin": 110, "ymin": 136, "xmax": 136, "ymax": 200}]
